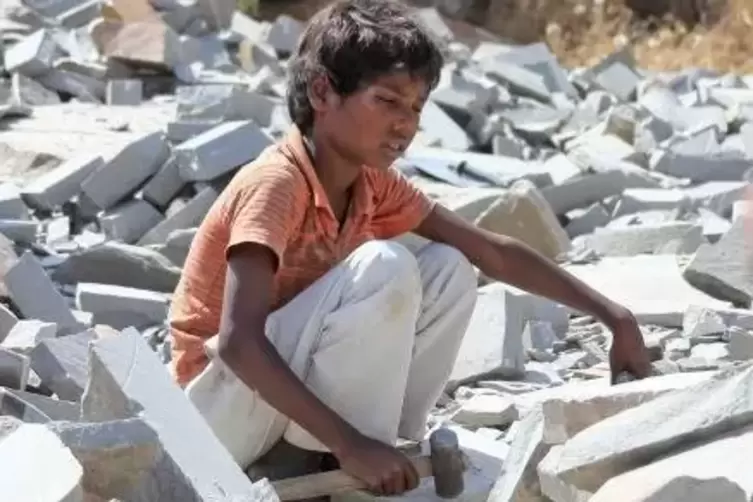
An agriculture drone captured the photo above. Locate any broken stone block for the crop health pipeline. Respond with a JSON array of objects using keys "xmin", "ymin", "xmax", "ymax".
[
  {"xmin": 684, "ymin": 218, "xmax": 753, "ymax": 307},
  {"xmin": 2, "ymin": 319, "xmax": 57, "ymax": 354},
  {"xmin": 174, "ymin": 120, "xmax": 273, "ymax": 182},
  {"xmin": 81, "ymin": 328, "xmax": 279, "ymax": 500},
  {"xmin": 537, "ymin": 365, "xmax": 753, "ymax": 499},
  {"xmin": 577, "ymin": 221, "xmax": 703, "ymax": 257},
  {"xmin": 532, "ymin": 371, "xmax": 716, "ymax": 445},
  {"xmin": 21, "ymin": 154, "xmax": 103, "ymax": 212},
  {"xmin": 99, "ymin": 199, "xmax": 164, "ymax": 244},
  {"xmin": 75, "ymin": 283, "xmax": 169, "ymax": 327},
  {"xmin": 565, "ymin": 203, "xmax": 611, "ymax": 238},
  {"xmin": 30, "ymin": 330, "xmax": 96, "ymax": 402},
  {"xmin": 523, "ymin": 320, "xmax": 558, "ymax": 362},
  {"xmin": 92, "ymin": 19, "xmax": 181, "ymax": 69},
  {"xmin": 81, "ymin": 132, "xmax": 170, "ymax": 210},
  {"xmin": 564, "ymin": 255, "xmax": 731, "ymax": 326},
  {"xmin": 541, "ymin": 170, "xmax": 629, "ymax": 215},
  {"xmin": 683, "ymin": 305, "xmax": 727, "ymax": 339},
  {"xmin": 728, "ymin": 327, "xmax": 753, "ymax": 361},
  {"xmin": 590, "ymin": 425, "xmax": 753, "ymax": 502},
  {"xmin": 137, "ymin": 185, "xmax": 218, "ymax": 245},
  {"xmin": 664, "ymin": 337, "xmax": 691, "ymax": 360},
  {"xmin": 52, "ymin": 241, "xmax": 181, "ymax": 293},
  {"xmin": 585, "ymin": 48, "xmax": 642, "ymax": 102},
  {"xmin": 11, "ymin": 72, "xmax": 61, "ymax": 105},
  {"xmin": 48, "ymin": 418, "xmax": 162, "ymax": 500},
  {"xmin": 0, "ymin": 424, "xmax": 84, "ymax": 501},
  {"xmin": 0, "ymin": 183, "xmax": 29, "ymax": 220},
  {"xmin": 0, "ymin": 303, "xmax": 19, "ymax": 341},
  {"xmin": 483, "ymin": 58, "xmax": 552, "ymax": 103},
  {"xmin": 37, "ymin": 67, "xmax": 105, "ymax": 102},
  {"xmin": 0, "ymin": 218, "xmax": 39, "ymax": 243},
  {"xmin": 419, "ymin": 100, "xmax": 473, "ymax": 151},
  {"xmin": 691, "ymin": 342, "xmax": 730, "ymax": 361},
  {"xmin": 653, "ymin": 149, "xmax": 752, "ymax": 183},
  {"xmin": 4, "ymin": 29, "xmax": 63, "ymax": 77},
  {"xmin": 0, "ymin": 346, "xmax": 29, "ymax": 390},
  {"xmin": 485, "ymin": 406, "xmax": 547, "ymax": 501},
  {"xmin": 677, "ymin": 357, "xmax": 722, "ymax": 372},
  {"xmin": 141, "ymin": 156, "xmax": 186, "ymax": 209},
  {"xmin": 5, "ymin": 251, "xmax": 80, "ymax": 332},
  {"xmin": 453, "ymin": 393, "xmax": 518, "ymax": 428},
  {"xmin": 106, "ymin": 79, "xmax": 142, "ymax": 105},
  {"xmin": 474, "ymin": 179, "xmax": 570, "ymax": 260},
  {"xmin": 449, "ymin": 283, "xmax": 527, "ymax": 388},
  {"xmin": 1, "ymin": 387, "xmax": 79, "ymax": 422},
  {"xmin": 265, "ymin": 14, "xmax": 303, "ymax": 56}
]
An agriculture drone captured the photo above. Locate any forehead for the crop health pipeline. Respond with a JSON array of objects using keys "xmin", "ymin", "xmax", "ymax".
[{"xmin": 364, "ymin": 71, "xmax": 430, "ymax": 99}]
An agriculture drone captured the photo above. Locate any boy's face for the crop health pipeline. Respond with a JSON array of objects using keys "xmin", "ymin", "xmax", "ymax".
[{"xmin": 313, "ymin": 70, "xmax": 429, "ymax": 170}]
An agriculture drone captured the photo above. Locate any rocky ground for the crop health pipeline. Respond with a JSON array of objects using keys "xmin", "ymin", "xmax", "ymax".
[{"xmin": 1, "ymin": 0, "xmax": 753, "ymax": 501}]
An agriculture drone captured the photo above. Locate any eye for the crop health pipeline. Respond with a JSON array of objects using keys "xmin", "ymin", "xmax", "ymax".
[{"xmin": 377, "ymin": 95, "xmax": 397, "ymax": 105}]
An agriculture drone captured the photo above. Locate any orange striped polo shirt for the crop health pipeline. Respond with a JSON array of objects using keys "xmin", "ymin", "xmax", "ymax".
[{"xmin": 168, "ymin": 126, "xmax": 435, "ymax": 386}]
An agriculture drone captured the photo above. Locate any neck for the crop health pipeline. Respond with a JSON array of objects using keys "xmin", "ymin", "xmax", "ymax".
[{"xmin": 304, "ymin": 127, "xmax": 361, "ymax": 197}]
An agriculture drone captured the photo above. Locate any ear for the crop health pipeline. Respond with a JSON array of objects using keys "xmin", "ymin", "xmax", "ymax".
[{"xmin": 307, "ymin": 73, "xmax": 336, "ymax": 112}]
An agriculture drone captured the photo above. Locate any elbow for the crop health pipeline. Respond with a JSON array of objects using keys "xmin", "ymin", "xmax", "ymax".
[{"xmin": 477, "ymin": 234, "xmax": 518, "ymax": 281}]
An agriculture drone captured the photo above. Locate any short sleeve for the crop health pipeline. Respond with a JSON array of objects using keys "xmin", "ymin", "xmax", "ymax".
[
  {"xmin": 369, "ymin": 167, "xmax": 435, "ymax": 238},
  {"xmin": 223, "ymin": 163, "xmax": 306, "ymax": 266}
]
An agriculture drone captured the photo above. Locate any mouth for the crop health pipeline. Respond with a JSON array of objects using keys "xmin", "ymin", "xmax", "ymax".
[{"xmin": 383, "ymin": 142, "xmax": 406, "ymax": 156}]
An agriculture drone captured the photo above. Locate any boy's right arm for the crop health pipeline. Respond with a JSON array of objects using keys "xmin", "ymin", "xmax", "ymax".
[{"xmin": 217, "ymin": 242, "xmax": 419, "ymax": 496}]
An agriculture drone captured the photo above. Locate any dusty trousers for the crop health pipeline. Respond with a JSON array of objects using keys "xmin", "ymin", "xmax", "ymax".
[{"xmin": 184, "ymin": 240, "xmax": 477, "ymax": 468}]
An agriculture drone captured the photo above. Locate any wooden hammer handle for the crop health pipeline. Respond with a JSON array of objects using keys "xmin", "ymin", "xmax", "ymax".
[{"xmin": 271, "ymin": 455, "xmax": 433, "ymax": 501}]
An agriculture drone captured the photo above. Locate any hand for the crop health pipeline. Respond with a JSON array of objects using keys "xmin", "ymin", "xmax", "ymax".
[
  {"xmin": 334, "ymin": 432, "xmax": 420, "ymax": 496},
  {"xmin": 606, "ymin": 307, "xmax": 652, "ymax": 384}
]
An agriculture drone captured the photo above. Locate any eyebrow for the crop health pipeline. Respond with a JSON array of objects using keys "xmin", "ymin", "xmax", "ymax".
[{"xmin": 375, "ymin": 84, "xmax": 428, "ymax": 103}]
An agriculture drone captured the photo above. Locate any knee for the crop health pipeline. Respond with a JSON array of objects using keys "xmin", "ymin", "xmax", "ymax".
[
  {"xmin": 348, "ymin": 240, "xmax": 421, "ymax": 291},
  {"xmin": 420, "ymin": 244, "xmax": 477, "ymax": 293}
]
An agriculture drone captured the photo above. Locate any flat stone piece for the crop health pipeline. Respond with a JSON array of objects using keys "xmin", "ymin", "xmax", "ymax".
[
  {"xmin": 475, "ymin": 179, "xmax": 570, "ymax": 260},
  {"xmin": 539, "ymin": 365, "xmax": 753, "ymax": 498},
  {"xmin": 81, "ymin": 131, "xmax": 170, "ymax": 210},
  {"xmin": 30, "ymin": 330, "xmax": 97, "ymax": 402},
  {"xmin": 590, "ymin": 425, "xmax": 753, "ymax": 502},
  {"xmin": 51, "ymin": 241, "xmax": 181, "ymax": 293},
  {"xmin": 21, "ymin": 154, "xmax": 103, "ymax": 212},
  {"xmin": 0, "ymin": 346, "xmax": 29, "ymax": 390},
  {"xmin": 450, "ymin": 283, "xmax": 527, "ymax": 387},
  {"xmin": 0, "ymin": 424, "xmax": 84, "ymax": 502},
  {"xmin": 174, "ymin": 120, "xmax": 273, "ymax": 182},
  {"xmin": 684, "ymin": 218, "xmax": 753, "ymax": 307},
  {"xmin": 5, "ymin": 251, "xmax": 80, "ymax": 331},
  {"xmin": 81, "ymin": 328, "xmax": 279, "ymax": 501},
  {"xmin": 486, "ymin": 407, "xmax": 547, "ymax": 501},
  {"xmin": 48, "ymin": 418, "xmax": 162, "ymax": 500},
  {"xmin": 564, "ymin": 255, "xmax": 731, "ymax": 326}
]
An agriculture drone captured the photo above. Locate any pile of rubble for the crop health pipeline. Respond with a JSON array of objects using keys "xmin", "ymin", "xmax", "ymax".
[{"xmin": 1, "ymin": 0, "xmax": 753, "ymax": 501}]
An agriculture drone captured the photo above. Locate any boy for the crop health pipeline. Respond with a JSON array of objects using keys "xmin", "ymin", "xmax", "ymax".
[{"xmin": 168, "ymin": 0, "xmax": 651, "ymax": 496}]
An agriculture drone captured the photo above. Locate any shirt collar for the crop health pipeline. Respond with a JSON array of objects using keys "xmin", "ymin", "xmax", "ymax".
[{"xmin": 281, "ymin": 126, "xmax": 375, "ymax": 218}]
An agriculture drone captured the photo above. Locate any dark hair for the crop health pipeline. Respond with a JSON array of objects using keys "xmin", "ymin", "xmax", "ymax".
[{"xmin": 286, "ymin": 0, "xmax": 444, "ymax": 133}]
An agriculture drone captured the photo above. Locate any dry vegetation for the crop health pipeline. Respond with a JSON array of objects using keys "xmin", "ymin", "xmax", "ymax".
[{"xmin": 244, "ymin": 0, "xmax": 753, "ymax": 73}]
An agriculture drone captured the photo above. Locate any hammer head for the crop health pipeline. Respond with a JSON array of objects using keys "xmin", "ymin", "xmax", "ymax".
[{"xmin": 428, "ymin": 428, "xmax": 464, "ymax": 498}]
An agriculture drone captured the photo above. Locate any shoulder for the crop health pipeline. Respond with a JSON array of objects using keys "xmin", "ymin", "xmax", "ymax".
[{"xmin": 220, "ymin": 145, "xmax": 309, "ymax": 217}]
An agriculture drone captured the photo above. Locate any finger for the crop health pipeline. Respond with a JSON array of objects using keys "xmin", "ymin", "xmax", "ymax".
[
  {"xmin": 403, "ymin": 458, "xmax": 420, "ymax": 491},
  {"xmin": 381, "ymin": 474, "xmax": 397, "ymax": 497},
  {"xmin": 392, "ymin": 467, "xmax": 406, "ymax": 495}
]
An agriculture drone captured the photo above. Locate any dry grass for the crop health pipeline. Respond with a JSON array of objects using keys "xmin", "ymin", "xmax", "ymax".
[{"xmin": 247, "ymin": 0, "xmax": 753, "ymax": 72}]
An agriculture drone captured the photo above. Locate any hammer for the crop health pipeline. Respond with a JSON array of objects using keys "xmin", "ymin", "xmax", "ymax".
[{"xmin": 271, "ymin": 428, "xmax": 466, "ymax": 501}]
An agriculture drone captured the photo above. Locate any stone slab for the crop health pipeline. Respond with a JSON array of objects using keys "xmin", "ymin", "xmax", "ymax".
[{"xmin": 80, "ymin": 328, "xmax": 279, "ymax": 501}]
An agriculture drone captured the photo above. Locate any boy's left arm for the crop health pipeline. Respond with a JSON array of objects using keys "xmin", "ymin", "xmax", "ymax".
[{"xmin": 415, "ymin": 204, "xmax": 652, "ymax": 382}]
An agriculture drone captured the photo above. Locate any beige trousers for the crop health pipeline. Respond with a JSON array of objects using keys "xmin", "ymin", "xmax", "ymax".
[{"xmin": 184, "ymin": 240, "xmax": 477, "ymax": 469}]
